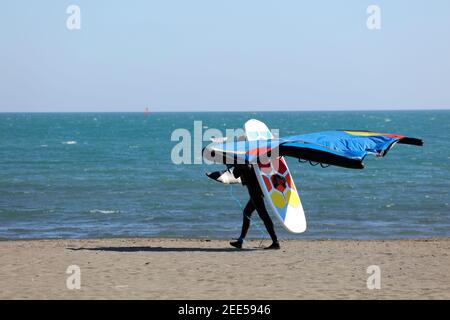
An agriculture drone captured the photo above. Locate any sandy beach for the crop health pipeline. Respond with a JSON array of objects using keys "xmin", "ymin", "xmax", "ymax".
[{"xmin": 0, "ymin": 238, "xmax": 449, "ymax": 299}]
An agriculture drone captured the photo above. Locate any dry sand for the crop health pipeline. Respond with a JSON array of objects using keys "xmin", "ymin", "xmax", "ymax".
[{"xmin": 0, "ymin": 238, "xmax": 449, "ymax": 299}]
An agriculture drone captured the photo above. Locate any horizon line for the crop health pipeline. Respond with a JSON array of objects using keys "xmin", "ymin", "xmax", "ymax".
[{"xmin": 1, "ymin": 107, "xmax": 449, "ymax": 113}]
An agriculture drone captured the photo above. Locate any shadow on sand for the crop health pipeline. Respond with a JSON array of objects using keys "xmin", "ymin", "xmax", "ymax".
[{"xmin": 67, "ymin": 246, "xmax": 258, "ymax": 253}]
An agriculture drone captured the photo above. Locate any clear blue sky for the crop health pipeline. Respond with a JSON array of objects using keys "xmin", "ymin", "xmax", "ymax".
[{"xmin": 1, "ymin": 0, "xmax": 449, "ymax": 112}]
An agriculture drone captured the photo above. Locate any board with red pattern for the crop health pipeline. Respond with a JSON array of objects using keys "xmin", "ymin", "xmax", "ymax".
[{"xmin": 245, "ymin": 119, "xmax": 306, "ymax": 233}]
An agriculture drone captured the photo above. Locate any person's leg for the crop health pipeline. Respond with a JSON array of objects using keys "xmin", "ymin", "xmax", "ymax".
[
  {"xmin": 230, "ymin": 199, "xmax": 255, "ymax": 249},
  {"xmin": 239, "ymin": 199, "xmax": 255, "ymax": 240},
  {"xmin": 245, "ymin": 179, "xmax": 279, "ymax": 246},
  {"xmin": 251, "ymin": 195, "xmax": 278, "ymax": 244}
]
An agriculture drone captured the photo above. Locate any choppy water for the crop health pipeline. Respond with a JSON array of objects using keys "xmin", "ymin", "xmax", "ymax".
[{"xmin": 0, "ymin": 111, "xmax": 449, "ymax": 240}]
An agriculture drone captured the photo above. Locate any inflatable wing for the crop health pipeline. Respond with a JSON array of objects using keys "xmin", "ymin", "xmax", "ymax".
[
  {"xmin": 203, "ymin": 130, "xmax": 423, "ymax": 169},
  {"xmin": 279, "ymin": 130, "xmax": 423, "ymax": 169},
  {"xmin": 203, "ymin": 139, "xmax": 281, "ymax": 165}
]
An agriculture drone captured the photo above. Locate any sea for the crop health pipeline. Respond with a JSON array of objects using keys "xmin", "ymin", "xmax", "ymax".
[{"xmin": 0, "ymin": 111, "xmax": 449, "ymax": 240}]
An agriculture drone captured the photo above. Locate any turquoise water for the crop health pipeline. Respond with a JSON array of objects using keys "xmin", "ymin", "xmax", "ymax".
[{"xmin": 0, "ymin": 111, "xmax": 449, "ymax": 240}]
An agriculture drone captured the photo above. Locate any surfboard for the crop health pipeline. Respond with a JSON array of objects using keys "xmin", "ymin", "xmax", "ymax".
[{"xmin": 244, "ymin": 119, "xmax": 307, "ymax": 233}]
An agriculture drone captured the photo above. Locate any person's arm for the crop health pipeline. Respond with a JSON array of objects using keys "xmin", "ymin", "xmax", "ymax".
[{"xmin": 232, "ymin": 164, "xmax": 252, "ymax": 179}]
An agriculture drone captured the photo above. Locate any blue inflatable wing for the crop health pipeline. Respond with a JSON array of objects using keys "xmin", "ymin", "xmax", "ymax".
[
  {"xmin": 279, "ymin": 130, "xmax": 423, "ymax": 169},
  {"xmin": 202, "ymin": 130, "xmax": 423, "ymax": 169}
]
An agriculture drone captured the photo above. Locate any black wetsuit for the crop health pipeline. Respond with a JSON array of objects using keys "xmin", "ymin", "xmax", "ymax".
[{"xmin": 232, "ymin": 164, "xmax": 278, "ymax": 243}]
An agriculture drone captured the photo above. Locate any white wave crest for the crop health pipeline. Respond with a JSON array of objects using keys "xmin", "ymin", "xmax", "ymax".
[
  {"xmin": 62, "ymin": 141, "xmax": 77, "ymax": 145},
  {"xmin": 89, "ymin": 209, "xmax": 119, "ymax": 214}
]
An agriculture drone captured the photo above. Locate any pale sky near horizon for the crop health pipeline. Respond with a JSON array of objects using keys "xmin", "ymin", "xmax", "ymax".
[{"xmin": 1, "ymin": 0, "xmax": 449, "ymax": 112}]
